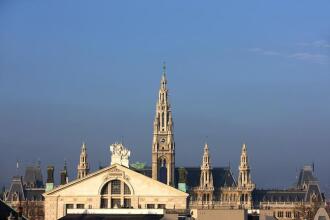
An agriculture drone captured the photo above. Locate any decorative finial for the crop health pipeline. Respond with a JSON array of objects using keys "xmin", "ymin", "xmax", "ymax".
[
  {"xmin": 82, "ymin": 141, "xmax": 86, "ymax": 150},
  {"xmin": 162, "ymin": 61, "xmax": 166, "ymax": 75}
]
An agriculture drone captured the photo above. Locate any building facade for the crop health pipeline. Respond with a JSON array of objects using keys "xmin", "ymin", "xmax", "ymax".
[{"xmin": 43, "ymin": 164, "xmax": 188, "ymax": 220}]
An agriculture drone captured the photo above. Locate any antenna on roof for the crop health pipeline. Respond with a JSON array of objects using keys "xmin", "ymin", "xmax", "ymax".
[
  {"xmin": 312, "ymin": 162, "xmax": 315, "ymax": 172},
  {"xmin": 121, "ymin": 136, "xmax": 124, "ymax": 145}
]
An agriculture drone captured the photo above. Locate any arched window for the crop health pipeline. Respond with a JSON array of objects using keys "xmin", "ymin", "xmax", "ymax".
[{"xmin": 100, "ymin": 180, "xmax": 132, "ymax": 209}]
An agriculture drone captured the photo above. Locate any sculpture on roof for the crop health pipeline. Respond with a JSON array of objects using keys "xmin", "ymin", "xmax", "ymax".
[{"xmin": 110, "ymin": 142, "xmax": 131, "ymax": 168}]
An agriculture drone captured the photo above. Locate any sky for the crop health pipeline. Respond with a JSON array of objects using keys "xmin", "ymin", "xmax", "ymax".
[{"xmin": 0, "ymin": 1, "xmax": 329, "ymax": 195}]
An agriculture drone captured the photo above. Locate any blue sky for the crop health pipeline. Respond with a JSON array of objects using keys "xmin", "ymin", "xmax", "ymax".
[{"xmin": 0, "ymin": 1, "xmax": 329, "ymax": 193}]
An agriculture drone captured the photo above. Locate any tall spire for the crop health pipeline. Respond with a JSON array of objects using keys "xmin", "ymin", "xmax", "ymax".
[
  {"xmin": 152, "ymin": 63, "xmax": 175, "ymax": 186},
  {"xmin": 77, "ymin": 142, "xmax": 89, "ymax": 179}
]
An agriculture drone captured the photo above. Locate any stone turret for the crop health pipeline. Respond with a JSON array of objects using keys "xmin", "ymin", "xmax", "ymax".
[
  {"xmin": 197, "ymin": 143, "xmax": 214, "ymax": 203},
  {"xmin": 77, "ymin": 142, "xmax": 89, "ymax": 179}
]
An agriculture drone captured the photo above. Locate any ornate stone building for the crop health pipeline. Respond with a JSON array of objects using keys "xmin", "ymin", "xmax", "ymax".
[
  {"xmin": 4, "ymin": 165, "xmax": 45, "ymax": 220},
  {"xmin": 151, "ymin": 64, "xmax": 175, "ymax": 186},
  {"xmin": 41, "ymin": 64, "xmax": 326, "ymax": 220}
]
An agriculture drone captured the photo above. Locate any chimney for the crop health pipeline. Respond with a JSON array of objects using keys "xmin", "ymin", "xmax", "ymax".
[
  {"xmin": 45, "ymin": 166, "xmax": 55, "ymax": 192},
  {"xmin": 60, "ymin": 170, "xmax": 67, "ymax": 185},
  {"xmin": 60, "ymin": 160, "xmax": 68, "ymax": 185}
]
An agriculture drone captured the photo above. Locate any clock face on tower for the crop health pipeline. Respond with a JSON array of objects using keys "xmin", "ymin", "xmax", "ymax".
[{"xmin": 161, "ymin": 138, "xmax": 166, "ymax": 143}]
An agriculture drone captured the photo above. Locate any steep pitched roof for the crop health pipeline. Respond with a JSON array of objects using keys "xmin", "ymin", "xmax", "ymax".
[
  {"xmin": 296, "ymin": 165, "xmax": 318, "ymax": 189},
  {"xmin": 6, "ymin": 176, "xmax": 25, "ymax": 202}
]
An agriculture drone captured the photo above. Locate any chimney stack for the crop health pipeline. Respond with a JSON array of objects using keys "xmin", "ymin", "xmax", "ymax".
[{"xmin": 45, "ymin": 166, "xmax": 54, "ymax": 192}]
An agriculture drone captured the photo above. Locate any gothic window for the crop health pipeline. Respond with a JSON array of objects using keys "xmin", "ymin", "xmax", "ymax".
[
  {"xmin": 100, "ymin": 180, "xmax": 132, "ymax": 209},
  {"xmin": 162, "ymin": 112, "xmax": 164, "ymax": 127}
]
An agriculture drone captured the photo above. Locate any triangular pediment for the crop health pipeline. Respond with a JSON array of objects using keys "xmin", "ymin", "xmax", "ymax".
[{"xmin": 44, "ymin": 164, "xmax": 188, "ymax": 197}]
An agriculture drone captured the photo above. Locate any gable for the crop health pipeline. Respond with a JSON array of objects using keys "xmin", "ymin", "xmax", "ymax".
[{"xmin": 44, "ymin": 164, "xmax": 188, "ymax": 198}]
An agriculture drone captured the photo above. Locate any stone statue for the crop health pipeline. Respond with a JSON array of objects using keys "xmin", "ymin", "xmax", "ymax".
[{"xmin": 110, "ymin": 142, "xmax": 131, "ymax": 168}]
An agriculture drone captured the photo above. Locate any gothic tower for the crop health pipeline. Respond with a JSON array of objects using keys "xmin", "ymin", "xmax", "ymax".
[
  {"xmin": 237, "ymin": 143, "xmax": 255, "ymax": 208},
  {"xmin": 197, "ymin": 143, "xmax": 214, "ymax": 203},
  {"xmin": 77, "ymin": 142, "xmax": 89, "ymax": 179},
  {"xmin": 151, "ymin": 63, "xmax": 175, "ymax": 186}
]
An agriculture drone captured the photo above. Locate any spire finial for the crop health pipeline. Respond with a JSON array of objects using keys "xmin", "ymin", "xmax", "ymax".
[
  {"xmin": 82, "ymin": 141, "xmax": 86, "ymax": 150},
  {"xmin": 160, "ymin": 62, "xmax": 167, "ymax": 89},
  {"xmin": 162, "ymin": 61, "xmax": 166, "ymax": 75},
  {"xmin": 242, "ymin": 143, "xmax": 247, "ymax": 151}
]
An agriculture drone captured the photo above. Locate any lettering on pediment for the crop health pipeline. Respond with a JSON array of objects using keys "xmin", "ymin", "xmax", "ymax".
[{"xmin": 104, "ymin": 167, "xmax": 127, "ymax": 181}]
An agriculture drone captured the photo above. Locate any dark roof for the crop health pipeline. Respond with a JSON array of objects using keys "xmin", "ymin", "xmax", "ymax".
[
  {"xmin": 296, "ymin": 165, "xmax": 318, "ymax": 189},
  {"xmin": 24, "ymin": 165, "xmax": 44, "ymax": 188},
  {"xmin": 6, "ymin": 176, "xmax": 45, "ymax": 202},
  {"xmin": 131, "ymin": 166, "xmax": 236, "ymax": 189},
  {"xmin": 0, "ymin": 199, "xmax": 28, "ymax": 220},
  {"xmin": 6, "ymin": 176, "xmax": 25, "ymax": 202},
  {"xmin": 175, "ymin": 167, "xmax": 236, "ymax": 189},
  {"xmin": 59, "ymin": 214, "xmax": 163, "ymax": 220},
  {"xmin": 305, "ymin": 183, "xmax": 322, "ymax": 202},
  {"xmin": 253, "ymin": 189, "xmax": 306, "ymax": 203}
]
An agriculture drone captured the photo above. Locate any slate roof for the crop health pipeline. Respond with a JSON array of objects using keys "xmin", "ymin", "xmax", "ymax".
[
  {"xmin": 131, "ymin": 166, "xmax": 236, "ymax": 189},
  {"xmin": 253, "ymin": 165, "xmax": 323, "ymax": 206},
  {"xmin": 296, "ymin": 165, "xmax": 318, "ymax": 189},
  {"xmin": 6, "ymin": 176, "xmax": 25, "ymax": 201},
  {"xmin": 253, "ymin": 189, "xmax": 306, "ymax": 203},
  {"xmin": 6, "ymin": 169, "xmax": 45, "ymax": 202}
]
